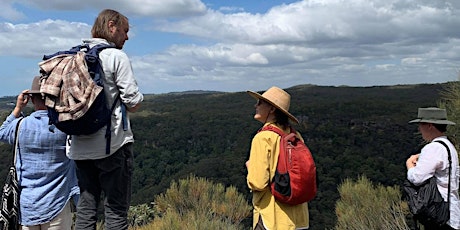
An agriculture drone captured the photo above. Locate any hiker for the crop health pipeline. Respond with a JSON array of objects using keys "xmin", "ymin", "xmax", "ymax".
[
  {"xmin": 245, "ymin": 86, "xmax": 309, "ymax": 230},
  {"xmin": 0, "ymin": 76, "xmax": 79, "ymax": 229},
  {"xmin": 68, "ymin": 9, "xmax": 143, "ymax": 230},
  {"xmin": 406, "ymin": 107, "xmax": 460, "ymax": 230}
]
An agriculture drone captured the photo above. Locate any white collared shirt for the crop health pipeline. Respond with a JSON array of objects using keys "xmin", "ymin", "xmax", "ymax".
[{"xmin": 407, "ymin": 136, "xmax": 460, "ymax": 229}]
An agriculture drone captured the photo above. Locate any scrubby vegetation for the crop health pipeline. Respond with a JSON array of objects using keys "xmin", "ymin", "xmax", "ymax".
[
  {"xmin": 128, "ymin": 175, "xmax": 251, "ymax": 229},
  {"xmin": 335, "ymin": 176, "xmax": 410, "ymax": 230},
  {"xmin": 0, "ymin": 82, "xmax": 451, "ymax": 229},
  {"xmin": 440, "ymin": 81, "xmax": 460, "ymax": 147},
  {"xmin": 334, "ymin": 80, "xmax": 460, "ymax": 230}
]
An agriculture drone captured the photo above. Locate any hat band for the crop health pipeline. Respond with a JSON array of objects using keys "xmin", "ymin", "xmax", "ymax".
[{"xmin": 418, "ymin": 117, "xmax": 448, "ymax": 120}]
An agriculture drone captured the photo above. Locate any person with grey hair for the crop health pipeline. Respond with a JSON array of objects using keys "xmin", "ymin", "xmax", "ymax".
[{"xmin": 406, "ymin": 107, "xmax": 460, "ymax": 230}]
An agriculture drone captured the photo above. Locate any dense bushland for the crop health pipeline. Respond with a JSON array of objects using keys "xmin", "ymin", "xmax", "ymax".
[{"xmin": 0, "ymin": 83, "xmax": 447, "ymax": 229}]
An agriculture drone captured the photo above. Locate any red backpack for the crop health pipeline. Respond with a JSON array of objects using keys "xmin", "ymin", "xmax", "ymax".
[{"xmin": 261, "ymin": 125, "xmax": 317, "ymax": 205}]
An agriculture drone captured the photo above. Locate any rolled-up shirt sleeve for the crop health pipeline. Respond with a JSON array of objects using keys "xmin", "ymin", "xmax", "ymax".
[
  {"xmin": 0, "ymin": 113, "xmax": 21, "ymax": 145},
  {"xmin": 111, "ymin": 51, "xmax": 143, "ymax": 108},
  {"xmin": 100, "ymin": 47, "xmax": 143, "ymax": 110}
]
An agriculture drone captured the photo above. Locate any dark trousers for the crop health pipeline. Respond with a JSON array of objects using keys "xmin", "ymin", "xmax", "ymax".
[
  {"xmin": 423, "ymin": 223, "xmax": 455, "ymax": 230},
  {"xmin": 254, "ymin": 216, "xmax": 266, "ymax": 230},
  {"xmin": 74, "ymin": 143, "xmax": 134, "ymax": 230},
  {"xmin": 255, "ymin": 216, "xmax": 308, "ymax": 230}
]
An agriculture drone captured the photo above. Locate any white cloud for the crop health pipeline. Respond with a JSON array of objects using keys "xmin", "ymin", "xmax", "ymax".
[
  {"xmin": 1, "ymin": 0, "xmax": 460, "ymax": 96},
  {"xmin": 14, "ymin": 0, "xmax": 207, "ymax": 18},
  {"xmin": 0, "ymin": 0, "xmax": 25, "ymax": 21},
  {"xmin": 155, "ymin": 0, "xmax": 460, "ymax": 46},
  {"xmin": 0, "ymin": 20, "xmax": 90, "ymax": 57},
  {"xmin": 401, "ymin": 57, "xmax": 423, "ymax": 65},
  {"xmin": 218, "ymin": 6, "xmax": 244, "ymax": 13}
]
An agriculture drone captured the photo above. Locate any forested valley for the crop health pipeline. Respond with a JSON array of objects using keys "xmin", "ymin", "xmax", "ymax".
[{"xmin": 0, "ymin": 83, "xmax": 445, "ymax": 229}]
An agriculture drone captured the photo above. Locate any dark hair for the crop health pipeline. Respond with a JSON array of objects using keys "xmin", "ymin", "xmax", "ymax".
[
  {"xmin": 433, "ymin": 123, "xmax": 448, "ymax": 133},
  {"xmin": 274, "ymin": 109, "xmax": 290, "ymax": 128},
  {"xmin": 91, "ymin": 9, "xmax": 128, "ymax": 42}
]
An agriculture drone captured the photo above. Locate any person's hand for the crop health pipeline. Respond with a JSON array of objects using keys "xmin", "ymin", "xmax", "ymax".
[
  {"xmin": 245, "ymin": 160, "xmax": 249, "ymax": 168},
  {"xmin": 16, "ymin": 90, "xmax": 30, "ymax": 108},
  {"xmin": 406, "ymin": 154, "xmax": 419, "ymax": 169},
  {"xmin": 13, "ymin": 90, "xmax": 30, "ymax": 117}
]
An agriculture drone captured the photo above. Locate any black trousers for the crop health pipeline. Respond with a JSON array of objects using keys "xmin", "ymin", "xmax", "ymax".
[
  {"xmin": 74, "ymin": 143, "xmax": 134, "ymax": 230},
  {"xmin": 254, "ymin": 216, "xmax": 309, "ymax": 230},
  {"xmin": 254, "ymin": 216, "xmax": 266, "ymax": 230},
  {"xmin": 423, "ymin": 222, "xmax": 455, "ymax": 230}
]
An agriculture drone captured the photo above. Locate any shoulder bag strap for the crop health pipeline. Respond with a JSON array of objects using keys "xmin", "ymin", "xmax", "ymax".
[
  {"xmin": 434, "ymin": 140, "xmax": 452, "ymax": 207},
  {"xmin": 13, "ymin": 118, "xmax": 24, "ymax": 166}
]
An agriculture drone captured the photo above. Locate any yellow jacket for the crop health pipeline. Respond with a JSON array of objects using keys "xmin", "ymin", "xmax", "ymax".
[{"xmin": 247, "ymin": 123, "xmax": 309, "ymax": 230}]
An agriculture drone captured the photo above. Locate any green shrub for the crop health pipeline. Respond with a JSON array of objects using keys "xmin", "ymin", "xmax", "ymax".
[
  {"xmin": 335, "ymin": 176, "xmax": 410, "ymax": 230},
  {"xmin": 133, "ymin": 175, "xmax": 251, "ymax": 230},
  {"xmin": 439, "ymin": 80, "xmax": 460, "ymax": 148},
  {"xmin": 128, "ymin": 203, "xmax": 156, "ymax": 228}
]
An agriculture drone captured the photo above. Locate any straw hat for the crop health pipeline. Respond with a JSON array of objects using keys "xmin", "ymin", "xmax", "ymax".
[
  {"xmin": 28, "ymin": 76, "xmax": 41, "ymax": 94},
  {"xmin": 409, "ymin": 107, "xmax": 455, "ymax": 125},
  {"xmin": 247, "ymin": 86, "xmax": 299, "ymax": 124}
]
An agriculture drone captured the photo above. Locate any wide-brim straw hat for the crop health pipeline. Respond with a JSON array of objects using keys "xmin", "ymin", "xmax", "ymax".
[
  {"xmin": 409, "ymin": 107, "xmax": 455, "ymax": 125},
  {"xmin": 247, "ymin": 86, "xmax": 299, "ymax": 124},
  {"xmin": 28, "ymin": 76, "xmax": 41, "ymax": 94}
]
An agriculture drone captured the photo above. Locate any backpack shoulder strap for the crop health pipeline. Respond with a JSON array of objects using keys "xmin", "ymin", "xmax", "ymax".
[
  {"xmin": 261, "ymin": 125, "xmax": 299, "ymax": 143},
  {"xmin": 260, "ymin": 125, "xmax": 287, "ymax": 180},
  {"xmin": 260, "ymin": 125, "xmax": 285, "ymax": 137},
  {"xmin": 86, "ymin": 44, "xmax": 115, "ymax": 60},
  {"xmin": 86, "ymin": 43, "xmax": 118, "ymax": 155},
  {"xmin": 84, "ymin": 43, "xmax": 115, "ymax": 80},
  {"xmin": 434, "ymin": 140, "xmax": 452, "ymax": 206}
]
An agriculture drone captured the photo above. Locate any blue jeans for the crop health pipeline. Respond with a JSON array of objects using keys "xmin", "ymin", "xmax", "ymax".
[{"xmin": 74, "ymin": 143, "xmax": 133, "ymax": 230}]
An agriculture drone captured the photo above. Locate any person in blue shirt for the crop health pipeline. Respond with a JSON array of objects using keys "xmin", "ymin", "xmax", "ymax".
[{"xmin": 0, "ymin": 76, "xmax": 79, "ymax": 230}]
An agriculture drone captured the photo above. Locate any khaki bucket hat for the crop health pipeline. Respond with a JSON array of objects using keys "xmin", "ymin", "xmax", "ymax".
[
  {"xmin": 409, "ymin": 107, "xmax": 455, "ymax": 125},
  {"xmin": 247, "ymin": 86, "xmax": 299, "ymax": 124}
]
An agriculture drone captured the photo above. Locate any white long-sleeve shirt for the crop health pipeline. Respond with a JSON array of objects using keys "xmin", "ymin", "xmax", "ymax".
[{"xmin": 407, "ymin": 136, "xmax": 460, "ymax": 229}]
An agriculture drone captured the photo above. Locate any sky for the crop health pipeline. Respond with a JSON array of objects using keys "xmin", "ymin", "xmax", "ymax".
[{"xmin": 1, "ymin": 0, "xmax": 460, "ymax": 97}]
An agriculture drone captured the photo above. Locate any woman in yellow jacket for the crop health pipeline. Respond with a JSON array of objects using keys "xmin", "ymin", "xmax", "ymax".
[{"xmin": 246, "ymin": 86, "xmax": 309, "ymax": 230}]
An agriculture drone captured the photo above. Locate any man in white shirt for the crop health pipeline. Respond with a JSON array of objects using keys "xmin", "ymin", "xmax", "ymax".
[
  {"xmin": 407, "ymin": 107, "xmax": 460, "ymax": 230},
  {"xmin": 69, "ymin": 9, "xmax": 143, "ymax": 230}
]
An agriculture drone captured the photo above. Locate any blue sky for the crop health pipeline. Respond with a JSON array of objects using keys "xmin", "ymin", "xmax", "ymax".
[{"xmin": 1, "ymin": 0, "xmax": 460, "ymax": 97}]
